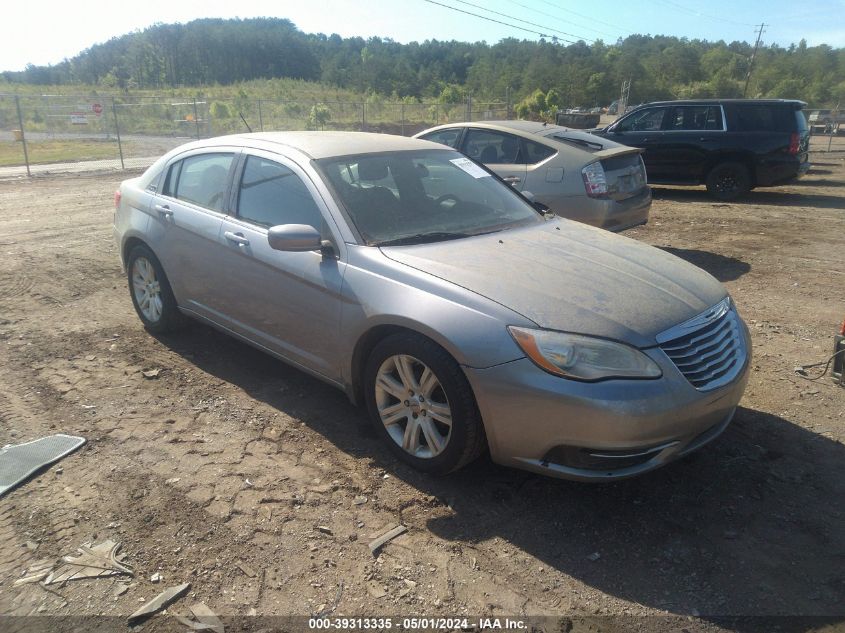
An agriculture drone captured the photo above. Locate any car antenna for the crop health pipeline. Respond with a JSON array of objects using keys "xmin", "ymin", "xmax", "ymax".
[{"xmin": 239, "ymin": 113, "xmax": 253, "ymax": 133}]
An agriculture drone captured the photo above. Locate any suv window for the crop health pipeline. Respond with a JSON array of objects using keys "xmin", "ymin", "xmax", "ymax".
[
  {"xmin": 171, "ymin": 153, "xmax": 234, "ymax": 211},
  {"xmin": 420, "ymin": 128, "xmax": 462, "ymax": 149},
  {"xmin": 615, "ymin": 107, "xmax": 668, "ymax": 132},
  {"xmin": 464, "ymin": 129, "xmax": 524, "ymax": 164},
  {"xmin": 733, "ymin": 105, "xmax": 785, "ymax": 132},
  {"xmin": 237, "ymin": 155, "xmax": 322, "ymax": 230},
  {"xmin": 667, "ymin": 106, "xmax": 724, "ymax": 131}
]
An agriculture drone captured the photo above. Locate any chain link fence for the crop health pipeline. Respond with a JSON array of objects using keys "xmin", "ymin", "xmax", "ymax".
[{"xmin": 0, "ymin": 93, "xmax": 510, "ymax": 178}]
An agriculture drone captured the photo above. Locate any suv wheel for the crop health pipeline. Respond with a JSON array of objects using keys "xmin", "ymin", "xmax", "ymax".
[{"xmin": 706, "ymin": 162, "xmax": 751, "ymax": 201}]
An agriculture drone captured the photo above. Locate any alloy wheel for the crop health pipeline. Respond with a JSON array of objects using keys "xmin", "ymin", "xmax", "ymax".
[{"xmin": 374, "ymin": 354, "xmax": 452, "ymax": 459}]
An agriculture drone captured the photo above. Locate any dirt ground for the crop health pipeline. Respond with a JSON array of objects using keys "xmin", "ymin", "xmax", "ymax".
[{"xmin": 0, "ymin": 137, "xmax": 843, "ymax": 633}]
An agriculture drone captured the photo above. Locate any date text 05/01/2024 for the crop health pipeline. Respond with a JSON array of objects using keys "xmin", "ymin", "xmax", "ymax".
[{"xmin": 308, "ymin": 617, "xmax": 527, "ymax": 630}]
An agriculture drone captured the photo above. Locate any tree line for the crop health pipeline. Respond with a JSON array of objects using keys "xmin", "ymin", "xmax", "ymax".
[{"xmin": 2, "ymin": 17, "xmax": 843, "ymax": 107}]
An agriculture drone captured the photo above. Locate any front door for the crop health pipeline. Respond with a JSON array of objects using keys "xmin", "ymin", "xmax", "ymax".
[
  {"xmin": 608, "ymin": 106, "xmax": 670, "ymax": 180},
  {"xmin": 214, "ymin": 152, "xmax": 347, "ymax": 381}
]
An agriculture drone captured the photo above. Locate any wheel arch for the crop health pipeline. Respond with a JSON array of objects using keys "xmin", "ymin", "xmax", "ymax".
[{"xmin": 704, "ymin": 152, "xmax": 757, "ymax": 187}]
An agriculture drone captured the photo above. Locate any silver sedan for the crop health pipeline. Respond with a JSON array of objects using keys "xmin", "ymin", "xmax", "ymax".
[
  {"xmin": 114, "ymin": 132, "xmax": 750, "ymax": 481},
  {"xmin": 415, "ymin": 120, "xmax": 652, "ymax": 232}
]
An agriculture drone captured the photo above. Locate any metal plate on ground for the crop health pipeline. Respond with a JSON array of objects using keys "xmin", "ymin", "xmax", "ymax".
[{"xmin": 0, "ymin": 434, "xmax": 86, "ymax": 497}]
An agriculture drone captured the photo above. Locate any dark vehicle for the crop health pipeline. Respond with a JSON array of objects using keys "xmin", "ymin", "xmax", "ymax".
[{"xmin": 591, "ymin": 99, "xmax": 810, "ymax": 200}]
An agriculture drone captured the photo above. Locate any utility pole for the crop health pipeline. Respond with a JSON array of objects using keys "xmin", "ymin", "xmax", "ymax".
[{"xmin": 743, "ymin": 23, "xmax": 767, "ymax": 98}]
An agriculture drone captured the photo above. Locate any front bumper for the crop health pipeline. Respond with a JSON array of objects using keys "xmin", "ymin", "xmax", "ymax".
[{"xmin": 463, "ymin": 332, "xmax": 750, "ymax": 481}]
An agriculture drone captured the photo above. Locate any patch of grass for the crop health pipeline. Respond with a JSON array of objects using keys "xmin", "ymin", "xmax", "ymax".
[{"xmin": 0, "ymin": 139, "xmax": 130, "ymax": 167}]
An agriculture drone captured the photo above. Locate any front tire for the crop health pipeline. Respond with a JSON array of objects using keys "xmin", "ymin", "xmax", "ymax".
[
  {"xmin": 126, "ymin": 244, "xmax": 184, "ymax": 334},
  {"xmin": 364, "ymin": 333, "xmax": 485, "ymax": 475},
  {"xmin": 706, "ymin": 162, "xmax": 751, "ymax": 201}
]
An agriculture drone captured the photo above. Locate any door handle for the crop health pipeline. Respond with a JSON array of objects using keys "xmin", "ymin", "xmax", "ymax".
[
  {"xmin": 224, "ymin": 231, "xmax": 250, "ymax": 246},
  {"xmin": 502, "ymin": 176, "xmax": 521, "ymax": 183},
  {"xmin": 155, "ymin": 204, "xmax": 173, "ymax": 218}
]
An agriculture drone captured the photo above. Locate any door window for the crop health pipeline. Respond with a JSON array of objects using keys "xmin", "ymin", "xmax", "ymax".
[
  {"xmin": 419, "ymin": 128, "xmax": 462, "ymax": 149},
  {"xmin": 615, "ymin": 108, "xmax": 668, "ymax": 132},
  {"xmin": 237, "ymin": 155, "xmax": 322, "ymax": 230},
  {"xmin": 172, "ymin": 153, "xmax": 234, "ymax": 211},
  {"xmin": 463, "ymin": 129, "xmax": 524, "ymax": 164},
  {"xmin": 668, "ymin": 106, "xmax": 724, "ymax": 131},
  {"xmin": 523, "ymin": 139, "xmax": 556, "ymax": 164}
]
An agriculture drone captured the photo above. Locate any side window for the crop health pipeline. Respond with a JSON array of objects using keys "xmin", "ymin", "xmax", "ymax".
[
  {"xmin": 463, "ymin": 129, "xmax": 524, "ymax": 164},
  {"xmin": 161, "ymin": 161, "xmax": 182, "ymax": 197},
  {"xmin": 523, "ymin": 139, "xmax": 556, "ymax": 164},
  {"xmin": 734, "ymin": 106, "xmax": 778, "ymax": 131},
  {"xmin": 172, "ymin": 153, "xmax": 234, "ymax": 211},
  {"xmin": 668, "ymin": 106, "xmax": 723, "ymax": 131},
  {"xmin": 420, "ymin": 128, "xmax": 462, "ymax": 149},
  {"xmin": 615, "ymin": 108, "xmax": 667, "ymax": 132},
  {"xmin": 237, "ymin": 156, "xmax": 322, "ymax": 230}
]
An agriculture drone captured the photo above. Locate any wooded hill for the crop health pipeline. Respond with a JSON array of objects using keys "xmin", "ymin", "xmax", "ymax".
[{"xmin": 3, "ymin": 17, "xmax": 843, "ymax": 107}]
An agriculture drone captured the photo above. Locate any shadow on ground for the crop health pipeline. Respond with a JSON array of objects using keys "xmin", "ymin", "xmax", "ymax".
[
  {"xmin": 659, "ymin": 247, "xmax": 750, "ymax": 282},
  {"xmin": 156, "ymin": 325, "xmax": 845, "ymax": 629},
  {"xmin": 651, "ymin": 187, "xmax": 845, "ymax": 209}
]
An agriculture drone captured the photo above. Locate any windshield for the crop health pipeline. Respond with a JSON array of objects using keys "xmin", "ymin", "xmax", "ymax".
[{"xmin": 316, "ymin": 149, "xmax": 543, "ymax": 246}]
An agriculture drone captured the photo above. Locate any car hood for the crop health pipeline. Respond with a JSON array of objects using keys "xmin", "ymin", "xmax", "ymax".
[{"xmin": 380, "ymin": 221, "xmax": 727, "ymax": 348}]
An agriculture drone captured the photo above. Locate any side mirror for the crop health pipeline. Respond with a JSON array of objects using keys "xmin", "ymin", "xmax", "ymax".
[{"xmin": 267, "ymin": 224, "xmax": 322, "ymax": 252}]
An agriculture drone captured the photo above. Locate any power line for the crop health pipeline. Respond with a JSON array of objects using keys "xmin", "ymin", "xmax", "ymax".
[
  {"xmin": 450, "ymin": 0, "xmax": 594, "ymax": 42},
  {"xmin": 422, "ymin": 0, "xmax": 568, "ymax": 43},
  {"xmin": 505, "ymin": 0, "xmax": 622, "ymax": 40},
  {"xmin": 651, "ymin": 0, "xmax": 756, "ymax": 28},
  {"xmin": 534, "ymin": 0, "xmax": 633, "ymax": 35}
]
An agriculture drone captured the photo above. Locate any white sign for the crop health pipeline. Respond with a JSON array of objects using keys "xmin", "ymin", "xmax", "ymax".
[
  {"xmin": 70, "ymin": 113, "xmax": 88, "ymax": 125},
  {"xmin": 450, "ymin": 157, "xmax": 489, "ymax": 179}
]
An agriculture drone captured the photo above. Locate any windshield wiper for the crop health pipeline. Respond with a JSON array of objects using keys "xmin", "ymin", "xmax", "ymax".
[{"xmin": 375, "ymin": 231, "xmax": 473, "ymax": 246}]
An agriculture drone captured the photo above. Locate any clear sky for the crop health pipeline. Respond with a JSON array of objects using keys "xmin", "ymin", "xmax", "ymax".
[{"xmin": 3, "ymin": 0, "xmax": 843, "ymax": 72}]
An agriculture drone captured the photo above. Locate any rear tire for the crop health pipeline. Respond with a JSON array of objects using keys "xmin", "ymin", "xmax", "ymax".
[
  {"xmin": 126, "ymin": 244, "xmax": 185, "ymax": 334},
  {"xmin": 364, "ymin": 333, "xmax": 486, "ymax": 475},
  {"xmin": 705, "ymin": 162, "xmax": 751, "ymax": 201}
]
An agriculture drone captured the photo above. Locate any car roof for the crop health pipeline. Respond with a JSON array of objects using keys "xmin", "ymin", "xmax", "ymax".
[
  {"xmin": 179, "ymin": 131, "xmax": 447, "ymax": 160},
  {"xmin": 631, "ymin": 99, "xmax": 807, "ymax": 108},
  {"xmin": 420, "ymin": 120, "xmax": 561, "ymax": 136}
]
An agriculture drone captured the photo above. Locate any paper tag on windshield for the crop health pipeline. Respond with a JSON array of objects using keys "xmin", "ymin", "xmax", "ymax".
[{"xmin": 450, "ymin": 157, "xmax": 489, "ymax": 179}]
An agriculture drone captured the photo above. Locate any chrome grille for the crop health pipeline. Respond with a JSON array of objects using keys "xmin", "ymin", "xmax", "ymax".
[{"xmin": 657, "ymin": 298, "xmax": 747, "ymax": 391}]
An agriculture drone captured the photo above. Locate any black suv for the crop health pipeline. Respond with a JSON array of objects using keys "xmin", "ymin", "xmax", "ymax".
[{"xmin": 591, "ymin": 99, "xmax": 810, "ymax": 200}]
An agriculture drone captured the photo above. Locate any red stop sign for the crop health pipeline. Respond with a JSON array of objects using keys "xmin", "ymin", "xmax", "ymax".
[{"xmin": 92, "ymin": 103, "xmax": 103, "ymax": 115}]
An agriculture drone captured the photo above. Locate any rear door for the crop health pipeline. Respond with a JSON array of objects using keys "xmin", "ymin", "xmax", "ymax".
[
  {"xmin": 460, "ymin": 128, "xmax": 527, "ymax": 188},
  {"xmin": 145, "ymin": 149, "xmax": 237, "ymax": 318},
  {"xmin": 214, "ymin": 151, "xmax": 347, "ymax": 380},
  {"xmin": 660, "ymin": 105, "xmax": 726, "ymax": 181}
]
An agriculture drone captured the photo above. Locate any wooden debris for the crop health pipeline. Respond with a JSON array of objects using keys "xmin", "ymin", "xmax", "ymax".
[
  {"xmin": 237, "ymin": 562, "xmax": 257, "ymax": 578},
  {"xmin": 368, "ymin": 524, "xmax": 408, "ymax": 555},
  {"xmin": 45, "ymin": 540, "xmax": 132, "ymax": 584},
  {"xmin": 128, "ymin": 582, "xmax": 191, "ymax": 624}
]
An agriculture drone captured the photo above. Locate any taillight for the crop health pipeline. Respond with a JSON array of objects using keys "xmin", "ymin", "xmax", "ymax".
[
  {"xmin": 114, "ymin": 190, "xmax": 122, "ymax": 208},
  {"xmin": 582, "ymin": 162, "xmax": 608, "ymax": 198},
  {"xmin": 788, "ymin": 132, "xmax": 799, "ymax": 156}
]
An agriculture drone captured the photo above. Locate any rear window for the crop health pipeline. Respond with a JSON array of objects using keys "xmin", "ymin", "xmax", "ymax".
[{"xmin": 794, "ymin": 110, "xmax": 809, "ymax": 132}]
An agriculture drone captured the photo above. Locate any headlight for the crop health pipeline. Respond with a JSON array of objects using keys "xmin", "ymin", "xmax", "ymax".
[{"xmin": 508, "ymin": 327, "xmax": 662, "ymax": 381}]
